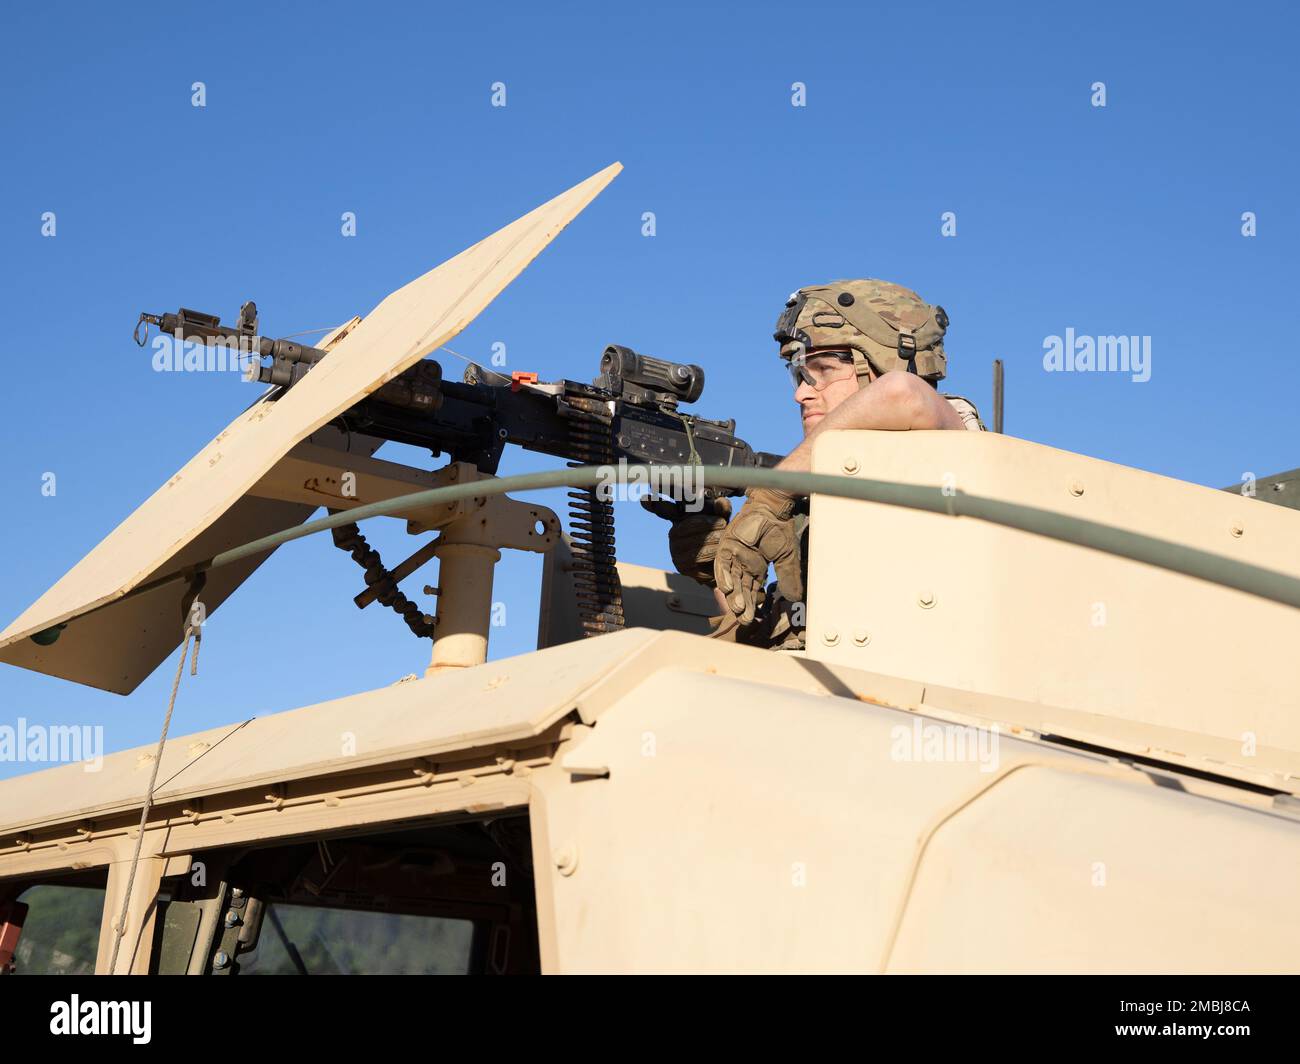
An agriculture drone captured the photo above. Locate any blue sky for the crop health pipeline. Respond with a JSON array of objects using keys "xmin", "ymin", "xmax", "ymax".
[{"xmin": 1, "ymin": 0, "xmax": 1296, "ymax": 778}]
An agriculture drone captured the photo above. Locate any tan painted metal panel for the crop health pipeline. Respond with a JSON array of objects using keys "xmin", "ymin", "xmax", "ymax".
[
  {"xmin": 6, "ymin": 624, "xmax": 1297, "ymax": 973},
  {"xmin": 0, "ymin": 163, "xmax": 621, "ymax": 693},
  {"xmin": 805, "ymin": 429, "xmax": 1300, "ymax": 762},
  {"xmin": 0, "ymin": 624, "xmax": 652, "ymax": 839},
  {"xmin": 0, "ymin": 629, "xmax": 910, "ymax": 842},
  {"xmin": 887, "ymin": 765, "xmax": 1300, "ymax": 973},
  {"xmin": 538, "ymin": 540, "xmax": 722, "ymax": 647},
  {"xmin": 533, "ymin": 670, "xmax": 1300, "ymax": 973},
  {"xmin": 0, "ymin": 420, "xmax": 385, "ymax": 695},
  {"xmin": 0, "ymin": 494, "xmax": 313, "ymax": 695}
]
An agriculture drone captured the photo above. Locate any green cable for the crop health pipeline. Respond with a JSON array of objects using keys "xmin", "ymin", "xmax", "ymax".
[
  {"xmin": 40, "ymin": 464, "xmax": 1300, "ymax": 634},
  {"xmin": 672, "ymin": 411, "xmax": 702, "ymax": 466}
]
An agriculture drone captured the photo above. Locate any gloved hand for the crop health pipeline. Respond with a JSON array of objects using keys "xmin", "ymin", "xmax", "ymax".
[
  {"xmin": 640, "ymin": 494, "xmax": 733, "ymax": 587},
  {"xmin": 713, "ymin": 488, "xmax": 802, "ymax": 626}
]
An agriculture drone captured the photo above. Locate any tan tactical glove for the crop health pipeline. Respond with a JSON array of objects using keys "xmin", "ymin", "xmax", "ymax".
[
  {"xmin": 640, "ymin": 495, "xmax": 733, "ymax": 587},
  {"xmin": 713, "ymin": 488, "xmax": 802, "ymax": 626}
]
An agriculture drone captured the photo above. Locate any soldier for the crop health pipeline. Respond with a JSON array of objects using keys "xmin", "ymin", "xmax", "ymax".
[{"xmin": 647, "ymin": 278, "xmax": 984, "ymax": 648}]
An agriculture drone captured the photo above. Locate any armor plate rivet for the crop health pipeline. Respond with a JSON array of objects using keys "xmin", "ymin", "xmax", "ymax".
[{"xmin": 554, "ymin": 845, "xmax": 579, "ymax": 876}]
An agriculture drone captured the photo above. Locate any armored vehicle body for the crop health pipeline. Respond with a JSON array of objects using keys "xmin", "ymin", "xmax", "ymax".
[{"xmin": 2, "ymin": 165, "xmax": 1297, "ymax": 974}]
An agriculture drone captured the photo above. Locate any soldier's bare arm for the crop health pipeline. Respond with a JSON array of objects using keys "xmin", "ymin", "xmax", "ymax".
[{"xmin": 776, "ymin": 370, "xmax": 965, "ymax": 473}]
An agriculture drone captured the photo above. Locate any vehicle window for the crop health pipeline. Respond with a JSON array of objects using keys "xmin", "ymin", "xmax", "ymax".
[
  {"xmin": 236, "ymin": 903, "xmax": 475, "ymax": 975},
  {"xmin": 13, "ymin": 883, "xmax": 105, "ymax": 975}
]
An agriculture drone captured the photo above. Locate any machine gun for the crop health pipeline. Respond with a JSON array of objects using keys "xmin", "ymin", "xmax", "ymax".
[{"xmin": 137, "ymin": 303, "xmax": 781, "ymax": 637}]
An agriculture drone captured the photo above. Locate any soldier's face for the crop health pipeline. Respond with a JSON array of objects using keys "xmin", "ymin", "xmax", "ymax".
[{"xmin": 794, "ymin": 350, "xmax": 868, "ymax": 435}]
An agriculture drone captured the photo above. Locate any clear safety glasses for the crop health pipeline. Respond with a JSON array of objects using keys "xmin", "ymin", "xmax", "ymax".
[{"xmin": 785, "ymin": 349, "xmax": 857, "ymax": 390}]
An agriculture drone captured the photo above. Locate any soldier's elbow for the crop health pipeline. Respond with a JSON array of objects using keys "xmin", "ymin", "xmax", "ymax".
[{"xmin": 871, "ymin": 371, "xmax": 944, "ymax": 428}]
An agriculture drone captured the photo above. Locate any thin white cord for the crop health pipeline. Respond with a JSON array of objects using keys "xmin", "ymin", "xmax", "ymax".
[
  {"xmin": 279, "ymin": 323, "xmax": 349, "ymax": 340},
  {"xmin": 107, "ymin": 626, "xmax": 195, "ymax": 974}
]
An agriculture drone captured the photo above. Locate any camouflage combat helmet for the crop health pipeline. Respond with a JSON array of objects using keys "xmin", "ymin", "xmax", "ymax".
[{"xmin": 774, "ymin": 279, "xmax": 949, "ymax": 385}]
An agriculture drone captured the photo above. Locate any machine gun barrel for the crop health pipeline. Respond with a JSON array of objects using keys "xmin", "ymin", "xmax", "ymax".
[
  {"xmin": 134, "ymin": 302, "xmax": 329, "ymax": 386},
  {"xmin": 138, "ymin": 302, "xmax": 779, "ymax": 481}
]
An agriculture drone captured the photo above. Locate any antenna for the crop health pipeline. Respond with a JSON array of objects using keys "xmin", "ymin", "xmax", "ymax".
[{"xmin": 992, "ymin": 359, "xmax": 1004, "ymax": 434}]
